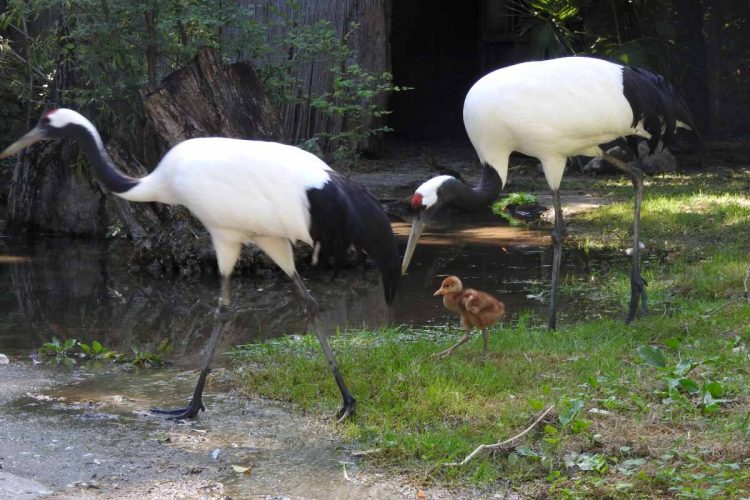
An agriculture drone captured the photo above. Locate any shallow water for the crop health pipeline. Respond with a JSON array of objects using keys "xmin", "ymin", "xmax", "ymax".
[{"xmin": 0, "ymin": 212, "xmax": 628, "ymax": 360}]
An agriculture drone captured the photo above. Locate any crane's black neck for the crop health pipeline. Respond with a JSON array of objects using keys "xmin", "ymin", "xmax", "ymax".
[
  {"xmin": 65, "ymin": 123, "xmax": 140, "ymax": 194},
  {"xmin": 438, "ymin": 163, "xmax": 502, "ymax": 210}
]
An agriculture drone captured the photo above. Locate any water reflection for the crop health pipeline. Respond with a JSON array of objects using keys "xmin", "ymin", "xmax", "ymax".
[
  {"xmin": 0, "ymin": 238, "xmax": 392, "ymax": 363},
  {"xmin": 0, "ymin": 213, "xmax": 624, "ymax": 362}
]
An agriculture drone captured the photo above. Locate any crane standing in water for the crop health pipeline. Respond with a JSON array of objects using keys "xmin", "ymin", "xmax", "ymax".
[
  {"xmin": 403, "ymin": 57, "xmax": 698, "ymax": 329},
  {"xmin": 1, "ymin": 108, "xmax": 400, "ymax": 421}
]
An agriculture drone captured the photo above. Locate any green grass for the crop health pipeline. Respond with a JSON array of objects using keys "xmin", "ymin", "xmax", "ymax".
[{"xmin": 231, "ymin": 165, "xmax": 750, "ymax": 497}]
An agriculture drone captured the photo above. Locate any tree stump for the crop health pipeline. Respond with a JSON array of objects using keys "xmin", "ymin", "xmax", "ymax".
[{"xmin": 141, "ymin": 48, "xmax": 282, "ymax": 150}]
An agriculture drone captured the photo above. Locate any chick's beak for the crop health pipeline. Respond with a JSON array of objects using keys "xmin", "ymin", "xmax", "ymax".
[
  {"xmin": 433, "ymin": 287, "xmax": 444, "ymax": 296},
  {"xmin": 0, "ymin": 126, "xmax": 48, "ymax": 159}
]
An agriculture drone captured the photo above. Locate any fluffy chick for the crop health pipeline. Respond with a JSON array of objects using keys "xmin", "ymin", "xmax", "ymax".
[{"xmin": 433, "ymin": 275, "xmax": 505, "ymax": 358}]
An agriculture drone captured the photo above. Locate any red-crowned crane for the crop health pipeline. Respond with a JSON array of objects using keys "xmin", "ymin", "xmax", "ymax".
[
  {"xmin": 408, "ymin": 163, "xmax": 503, "ymax": 213},
  {"xmin": 402, "ymin": 56, "xmax": 698, "ymax": 330},
  {"xmin": 403, "ymin": 162, "xmax": 502, "ymax": 245},
  {"xmin": 1, "ymin": 108, "xmax": 400, "ymax": 421}
]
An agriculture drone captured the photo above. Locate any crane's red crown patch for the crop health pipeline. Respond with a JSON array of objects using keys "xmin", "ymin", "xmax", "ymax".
[{"xmin": 411, "ymin": 193, "xmax": 424, "ymax": 210}]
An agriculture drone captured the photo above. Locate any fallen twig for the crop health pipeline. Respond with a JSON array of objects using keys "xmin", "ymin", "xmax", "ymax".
[
  {"xmin": 701, "ymin": 296, "xmax": 744, "ymax": 317},
  {"xmin": 444, "ymin": 405, "xmax": 555, "ymax": 467}
]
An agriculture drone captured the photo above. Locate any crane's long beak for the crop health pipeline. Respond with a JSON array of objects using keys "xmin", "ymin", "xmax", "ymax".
[
  {"xmin": 0, "ymin": 127, "xmax": 47, "ymax": 159},
  {"xmin": 401, "ymin": 215, "xmax": 427, "ymax": 274}
]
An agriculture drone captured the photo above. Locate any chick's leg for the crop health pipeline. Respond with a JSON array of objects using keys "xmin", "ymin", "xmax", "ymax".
[{"xmin": 434, "ymin": 325, "xmax": 473, "ymax": 359}]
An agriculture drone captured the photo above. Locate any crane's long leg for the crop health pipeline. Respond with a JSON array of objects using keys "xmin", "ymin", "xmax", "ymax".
[
  {"xmin": 151, "ymin": 274, "xmax": 231, "ymax": 419},
  {"xmin": 602, "ymin": 153, "xmax": 648, "ymax": 323},
  {"xmin": 548, "ymin": 189, "xmax": 565, "ymax": 330},
  {"xmin": 291, "ymin": 272, "xmax": 356, "ymax": 422}
]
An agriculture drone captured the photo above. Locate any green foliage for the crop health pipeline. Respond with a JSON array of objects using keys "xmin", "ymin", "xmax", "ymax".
[
  {"xmin": 39, "ymin": 337, "xmax": 78, "ymax": 359},
  {"xmin": 637, "ymin": 343, "xmax": 731, "ymax": 415},
  {"xmin": 511, "ymin": 0, "xmax": 580, "ymax": 58},
  {"xmin": 1, "ymin": 0, "xmax": 248, "ymax": 99},
  {"xmin": 253, "ymin": 16, "xmax": 348, "ymax": 108},
  {"xmin": 492, "ymin": 192, "xmax": 539, "ymax": 224},
  {"xmin": 637, "ymin": 344, "xmax": 666, "ymax": 368},
  {"xmin": 130, "ymin": 339, "xmax": 170, "ymax": 367},
  {"xmin": 492, "ymin": 192, "xmax": 538, "ymax": 212},
  {"xmin": 79, "ymin": 339, "xmax": 120, "ymax": 360},
  {"xmin": 0, "ymin": 37, "xmax": 26, "ymax": 146},
  {"xmin": 311, "ymin": 62, "xmax": 407, "ymax": 167},
  {"xmin": 506, "ymin": 0, "xmax": 687, "ymax": 82},
  {"xmin": 36, "ymin": 337, "xmax": 171, "ymax": 367}
]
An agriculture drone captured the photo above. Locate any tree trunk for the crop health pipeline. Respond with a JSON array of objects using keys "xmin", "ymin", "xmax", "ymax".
[{"xmin": 141, "ymin": 48, "xmax": 282, "ymax": 150}]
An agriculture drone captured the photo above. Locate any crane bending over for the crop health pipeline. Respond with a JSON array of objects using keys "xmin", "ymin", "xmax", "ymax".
[
  {"xmin": 402, "ymin": 56, "xmax": 697, "ymax": 329},
  {"xmin": 1, "ymin": 108, "xmax": 400, "ymax": 421},
  {"xmin": 402, "ymin": 163, "xmax": 502, "ymax": 264}
]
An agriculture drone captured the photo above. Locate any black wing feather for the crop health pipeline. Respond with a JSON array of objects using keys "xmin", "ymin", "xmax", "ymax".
[{"xmin": 307, "ymin": 173, "xmax": 400, "ymax": 304}]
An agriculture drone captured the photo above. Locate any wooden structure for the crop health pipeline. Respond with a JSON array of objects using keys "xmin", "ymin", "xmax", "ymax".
[
  {"xmin": 246, "ymin": 0, "xmax": 390, "ymax": 145},
  {"xmin": 243, "ymin": 0, "xmax": 527, "ymax": 143}
]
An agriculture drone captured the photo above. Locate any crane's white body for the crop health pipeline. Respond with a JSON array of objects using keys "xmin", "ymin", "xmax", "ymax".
[
  {"xmin": 463, "ymin": 56, "xmax": 650, "ymax": 190},
  {"xmin": 118, "ymin": 139, "xmax": 333, "ymax": 276}
]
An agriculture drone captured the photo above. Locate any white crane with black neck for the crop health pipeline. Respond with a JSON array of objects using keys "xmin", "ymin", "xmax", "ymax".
[
  {"xmin": 402, "ymin": 56, "xmax": 698, "ymax": 329},
  {"xmin": 1, "ymin": 108, "xmax": 400, "ymax": 421}
]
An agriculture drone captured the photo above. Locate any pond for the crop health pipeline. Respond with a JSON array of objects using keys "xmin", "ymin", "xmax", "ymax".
[{"xmin": 0, "ymin": 211, "xmax": 628, "ymax": 362}]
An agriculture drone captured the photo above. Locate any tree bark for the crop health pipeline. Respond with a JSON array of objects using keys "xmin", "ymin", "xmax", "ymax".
[{"xmin": 141, "ymin": 48, "xmax": 282, "ymax": 150}]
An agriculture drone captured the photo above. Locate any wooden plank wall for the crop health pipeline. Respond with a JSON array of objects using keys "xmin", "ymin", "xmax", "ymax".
[{"xmin": 242, "ymin": 0, "xmax": 390, "ymax": 145}]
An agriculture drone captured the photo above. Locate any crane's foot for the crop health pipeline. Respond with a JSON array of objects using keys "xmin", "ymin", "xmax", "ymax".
[
  {"xmin": 336, "ymin": 395, "xmax": 356, "ymax": 423},
  {"xmin": 625, "ymin": 275, "xmax": 648, "ymax": 325},
  {"xmin": 151, "ymin": 400, "xmax": 205, "ymax": 420}
]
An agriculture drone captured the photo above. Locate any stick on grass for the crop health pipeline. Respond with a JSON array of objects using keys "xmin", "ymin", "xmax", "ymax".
[{"xmin": 444, "ymin": 405, "xmax": 555, "ymax": 467}]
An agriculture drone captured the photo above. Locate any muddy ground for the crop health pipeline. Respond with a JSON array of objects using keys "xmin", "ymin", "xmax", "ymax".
[{"xmin": 1, "ymin": 358, "xmax": 475, "ymax": 499}]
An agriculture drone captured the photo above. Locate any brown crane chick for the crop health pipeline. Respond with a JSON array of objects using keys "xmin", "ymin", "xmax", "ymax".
[{"xmin": 433, "ymin": 276, "xmax": 505, "ymax": 358}]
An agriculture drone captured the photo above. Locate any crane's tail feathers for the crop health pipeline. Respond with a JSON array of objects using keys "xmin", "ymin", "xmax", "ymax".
[{"xmin": 622, "ymin": 66, "xmax": 702, "ymax": 154}]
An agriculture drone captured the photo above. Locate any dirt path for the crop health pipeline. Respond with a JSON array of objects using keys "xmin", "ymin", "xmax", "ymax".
[{"xmin": 0, "ymin": 358, "xmax": 459, "ymax": 499}]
